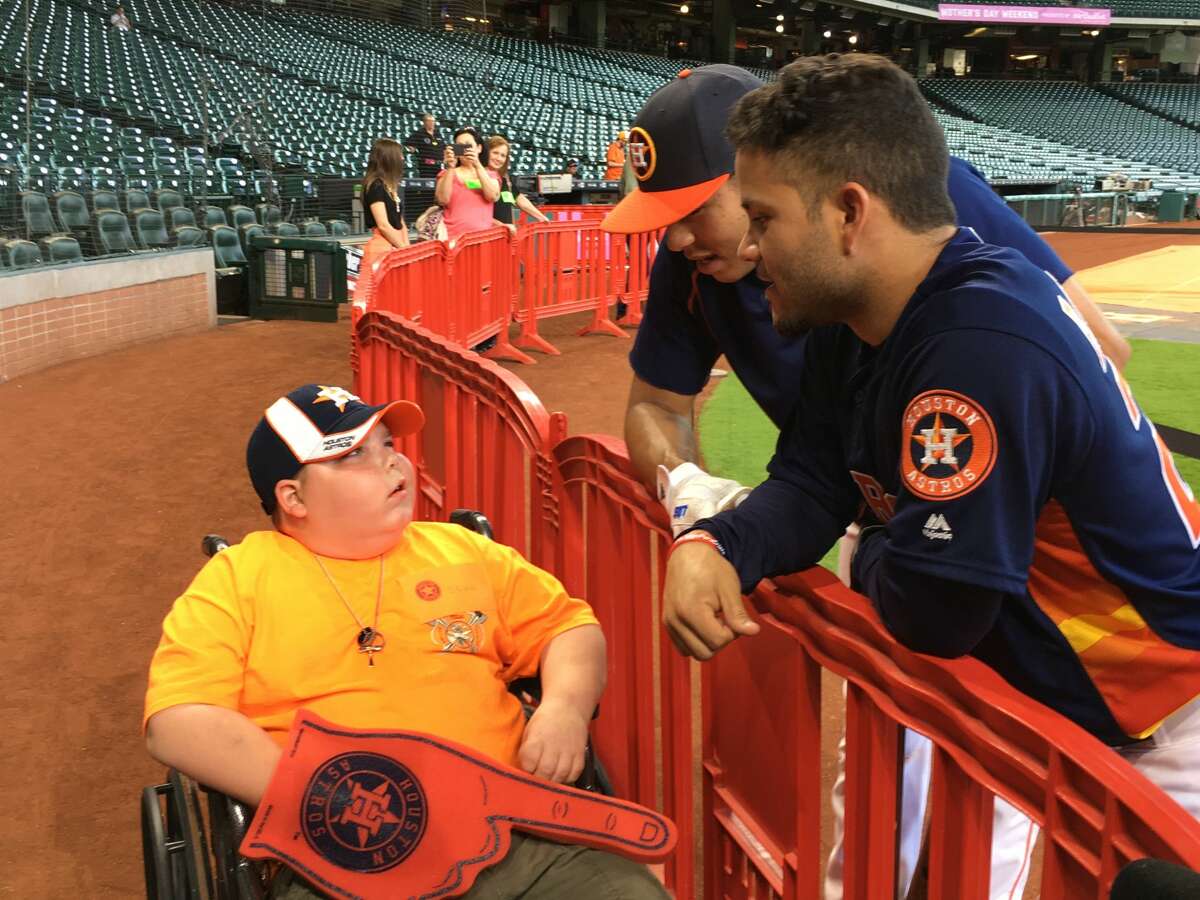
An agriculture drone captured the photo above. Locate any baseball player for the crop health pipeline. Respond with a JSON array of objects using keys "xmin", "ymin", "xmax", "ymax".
[
  {"xmin": 602, "ymin": 63, "xmax": 1130, "ymax": 900},
  {"xmin": 144, "ymin": 384, "xmax": 668, "ymax": 899},
  {"xmin": 662, "ymin": 50, "xmax": 1200, "ymax": 899}
]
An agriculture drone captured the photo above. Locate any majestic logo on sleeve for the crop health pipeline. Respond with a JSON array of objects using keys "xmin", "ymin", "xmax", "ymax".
[
  {"xmin": 302, "ymin": 752, "xmax": 427, "ymax": 873},
  {"xmin": 901, "ymin": 390, "xmax": 997, "ymax": 501},
  {"xmin": 627, "ymin": 127, "xmax": 657, "ymax": 182}
]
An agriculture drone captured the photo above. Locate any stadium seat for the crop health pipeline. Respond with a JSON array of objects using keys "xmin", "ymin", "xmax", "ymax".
[
  {"xmin": 274, "ymin": 222, "xmax": 299, "ymax": 236},
  {"xmin": 167, "ymin": 206, "xmax": 197, "ymax": 231},
  {"xmin": 201, "ymin": 206, "xmax": 228, "ymax": 230},
  {"xmin": 326, "ymin": 219, "xmax": 350, "ymax": 236},
  {"xmin": 239, "ymin": 223, "xmax": 265, "ymax": 254},
  {"xmin": 211, "ymin": 225, "xmax": 248, "ymax": 268},
  {"xmin": 91, "ymin": 190, "xmax": 120, "ymax": 217},
  {"xmin": 40, "ymin": 235, "xmax": 83, "ymax": 264},
  {"xmin": 52, "ymin": 191, "xmax": 90, "ymax": 232},
  {"xmin": 96, "ymin": 210, "xmax": 137, "ymax": 254},
  {"xmin": 126, "ymin": 189, "xmax": 153, "ymax": 214},
  {"xmin": 255, "ymin": 203, "xmax": 281, "ymax": 227},
  {"xmin": 227, "ymin": 205, "xmax": 256, "ymax": 229},
  {"xmin": 135, "ymin": 210, "xmax": 173, "ymax": 250},
  {"xmin": 6, "ymin": 239, "xmax": 43, "ymax": 269},
  {"xmin": 19, "ymin": 191, "xmax": 57, "ymax": 239},
  {"xmin": 302, "ymin": 221, "xmax": 328, "ymax": 236},
  {"xmin": 156, "ymin": 189, "xmax": 185, "ymax": 215},
  {"xmin": 174, "ymin": 226, "xmax": 205, "ymax": 248}
]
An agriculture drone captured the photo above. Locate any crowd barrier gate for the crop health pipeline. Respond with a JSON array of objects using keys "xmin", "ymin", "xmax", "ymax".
[{"xmin": 354, "ymin": 271, "xmax": 1200, "ymax": 900}]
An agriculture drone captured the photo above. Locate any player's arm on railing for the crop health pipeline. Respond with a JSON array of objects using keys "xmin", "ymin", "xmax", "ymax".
[
  {"xmin": 1063, "ymin": 275, "xmax": 1130, "ymax": 370},
  {"xmin": 624, "ymin": 374, "xmax": 699, "ymax": 488},
  {"xmin": 145, "ymin": 704, "xmax": 281, "ymax": 806},
  {"xmin": 519, "ymin": 624, "xmax": 607, "ymax": 784}
]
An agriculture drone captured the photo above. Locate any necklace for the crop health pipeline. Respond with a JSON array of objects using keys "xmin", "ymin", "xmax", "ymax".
[{"xmin": 313, "ymin": 554, "xmax": 386, "ymax": 666}]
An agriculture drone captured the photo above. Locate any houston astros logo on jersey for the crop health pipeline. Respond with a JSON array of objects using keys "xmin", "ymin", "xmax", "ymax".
[
  {"xmin": 900, "ymin": 389, "xmax": 997, "ymax": 501},
  {"xmin": 627, "ymin": 127, "xmax": 657, "ymax": 182},
  {"xmin": 301, "ymin": 751, "xmax": 427, "ymax": 873}
]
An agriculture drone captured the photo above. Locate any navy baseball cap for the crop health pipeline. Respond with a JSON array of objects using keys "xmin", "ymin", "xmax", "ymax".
[
  {"xmin": 246, "ymin": 384, "xmax": 424, "ymax": 514},
  {"xmin": 602, "ymin": 65, "xmax": 763, "ymax": 234}
]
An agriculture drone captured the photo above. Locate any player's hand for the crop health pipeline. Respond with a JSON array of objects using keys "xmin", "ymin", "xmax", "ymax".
[
  {"xmin": 663, "ymin": 541, "xmax": 759, "ymax": 660},
  {"xmin": 657, "ymin": 462, "xmax": 751, "ymax": 537},
  {"xmin": 518, "ymin": 700, "xmax": 589, "ymax": 784}
]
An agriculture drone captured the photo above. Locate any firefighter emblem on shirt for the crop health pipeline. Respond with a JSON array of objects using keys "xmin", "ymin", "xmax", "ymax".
[
  {"xmin": 415, "ymin": 580, "xmax": 441, "ymax": 602},
  {"xmin": 900, "ymin": 389, "xmax": 997, "ymax": 501},
  {"xmin": 302, "ymin": 752, "xmax": 427, "ymax": 872},
  {"xmin": 427, "ymin": 611, "xmax": 488, "ymax": 654}
]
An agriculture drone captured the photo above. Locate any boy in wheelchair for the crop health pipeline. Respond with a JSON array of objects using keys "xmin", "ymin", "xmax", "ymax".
[{"xmin": 144, "ymin": 384, "xmax": 668, "ymax": 899}]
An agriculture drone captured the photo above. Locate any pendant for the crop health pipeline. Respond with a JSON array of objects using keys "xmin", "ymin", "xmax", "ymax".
[{"xmin": 357, "ymin": 627, "xmax": 386, "ymax": 655}]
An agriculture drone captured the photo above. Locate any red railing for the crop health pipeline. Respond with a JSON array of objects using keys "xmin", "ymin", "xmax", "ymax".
[
  {"xmin": 354, "ymin": 292, "xmax": 1200, "ymax": 900},
  {"xmin": 360, "ymin": 218, "xmax": 653, "ymax": 363}
]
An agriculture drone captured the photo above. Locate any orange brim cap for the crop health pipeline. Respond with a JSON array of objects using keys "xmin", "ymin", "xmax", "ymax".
[{"xmin": 600, "ymin": 173, "xmax": 730, "ymax": 234}]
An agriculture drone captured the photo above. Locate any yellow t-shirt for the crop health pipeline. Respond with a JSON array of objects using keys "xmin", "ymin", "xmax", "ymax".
[{"xmin": 144, "ymin": 523, "xmax": 598, "ymax": 767}]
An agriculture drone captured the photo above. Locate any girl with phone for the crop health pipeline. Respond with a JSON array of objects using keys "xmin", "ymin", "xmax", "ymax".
[{"xmin": 435, "ymin": 127, "xmax": 500, "ymax": 244}]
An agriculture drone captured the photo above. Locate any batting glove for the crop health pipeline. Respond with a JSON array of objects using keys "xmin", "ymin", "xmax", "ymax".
[{"xmin": 657, "ymin": 462, "xmax": 752, "ymax": 538}]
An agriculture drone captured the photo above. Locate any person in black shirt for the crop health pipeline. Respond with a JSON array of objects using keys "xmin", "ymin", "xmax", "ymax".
[
  {"xmin": 404, "ymin": 113, "xmax": 445, "ymax": 178},
  {"xmin": 353, "ymin": 138, "xmax": 410, "ymax": 305},
  {"xmin": 486, "ymin": 136, "xmax": 549, "ymax": 232}
]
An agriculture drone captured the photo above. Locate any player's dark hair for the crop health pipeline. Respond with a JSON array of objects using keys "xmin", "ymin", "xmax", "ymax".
[{"xmin": 725, "ymin": 54, "xmax": 955, "ymax": 233}]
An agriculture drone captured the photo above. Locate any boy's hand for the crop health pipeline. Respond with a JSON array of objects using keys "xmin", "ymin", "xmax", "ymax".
[{"xmin": 518, "ymin": 699, "xmax": 589, "ymax": 784}]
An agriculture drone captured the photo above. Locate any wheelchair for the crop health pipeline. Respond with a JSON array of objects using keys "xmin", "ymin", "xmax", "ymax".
[{"xmin": 141, "ymin": 509, "xmax": 612, "ymax": 900}]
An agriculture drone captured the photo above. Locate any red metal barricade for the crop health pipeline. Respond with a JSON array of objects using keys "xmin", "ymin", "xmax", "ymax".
[
  {"xmin": 512, "ymin": 221, "xmax": 629, "ymax": 356},
  {"xmin": 355, "ymin": 309, "xmax": 563, "ymax": 570},
  {"xmin": 615, "ymin": 228, "xmax": 664, "ymax": 327},
  {"xmin": 354, "ymin": 298, "xmax": 1200, "ymax": 900}
]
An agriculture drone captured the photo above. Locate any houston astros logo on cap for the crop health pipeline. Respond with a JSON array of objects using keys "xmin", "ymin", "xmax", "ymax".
[
  {"xmin": 627, "ymin": 126, "xmax": 657, "ymax": 182},
  {"xmin": 901, "ymin": 389, "xmax": 997, "ymax": 501},
  {"xmin": 600, "ymin": 65, "xmax": 765, "ymax": 235},
  {"xmin": 302, "ymin": 751, "xmax": 428, "ymax": 872}
]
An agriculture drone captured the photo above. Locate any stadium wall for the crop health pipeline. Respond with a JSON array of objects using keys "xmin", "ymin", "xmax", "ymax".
[{"xmin": 0, "ymin": 249, "xmax": 216, "ymax": 382}]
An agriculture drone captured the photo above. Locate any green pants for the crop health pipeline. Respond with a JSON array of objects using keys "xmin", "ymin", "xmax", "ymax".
[{"xmin": 272, "ymin": 831, "xmax": 670, "ymax": 899}]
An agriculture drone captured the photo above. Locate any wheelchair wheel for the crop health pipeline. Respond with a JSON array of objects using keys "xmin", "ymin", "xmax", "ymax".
[{"xmin": 141, "ymin": 771, "xmax": 214, "ymax": 899}]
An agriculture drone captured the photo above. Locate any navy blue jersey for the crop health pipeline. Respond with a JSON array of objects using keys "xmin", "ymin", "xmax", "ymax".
[
  {"xmin": 699, "ymin": 229, "xmax": 1200, "ymax": 746},
  {"xmin": 629, "ymin": 157, "xmax": 1074, "ymax": 428}
]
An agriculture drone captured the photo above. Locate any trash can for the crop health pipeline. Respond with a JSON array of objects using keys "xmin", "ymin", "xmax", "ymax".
[
  {"xmin": 248, "ymin": 234, "xmax": 347, "ymax": 322},
  {"xmin": 1158, "ymin": 190, "xmax": 1186, "ymax": 223}
]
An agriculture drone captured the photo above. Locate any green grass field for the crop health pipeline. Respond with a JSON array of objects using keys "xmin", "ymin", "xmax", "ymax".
[{"xmin": 698, "ymin": 337, "xmax": 1200, "ymax": 571}]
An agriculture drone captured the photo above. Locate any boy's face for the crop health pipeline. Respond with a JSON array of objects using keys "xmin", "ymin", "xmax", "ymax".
[{"xmin": 283, "ymin": 424, "xmax": 416, "ymax": 558}]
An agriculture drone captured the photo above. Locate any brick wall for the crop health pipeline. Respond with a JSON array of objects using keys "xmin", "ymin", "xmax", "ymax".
[{"xmin": 0, "ymin": 250, "xmax": 215, "ymax": 383}]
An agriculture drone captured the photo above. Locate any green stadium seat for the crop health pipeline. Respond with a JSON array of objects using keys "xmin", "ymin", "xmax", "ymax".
[
  {"xmin": 20, "ymin": 191, "xmax": 57, "ymax": 239},
  {"xmin": 93, "ymin": 191, "xmax": 121, "ymax": 215},
  {"xmin": 6, "ymin": 238, "xmax": 43, "ymax": 269},
  {"xmin": 227, "ymin": 204, "xmax": 256, "ymax": 229},
  {"xmin": 96, "ymin": 210, "xmax": 137, "ymax": 254},
  {"xmin": 211, "ymin": 224, "xmax": 248, "ymax": 267},
  {"xmin": 126, "ymin": 189, "xmax": 152, "ymax": 214},
  {"xmin": 201, "ymin": 206, "xmax": 228, "ymax": 229},
  {"xmin": 174, "ymin": 226, "xmax": 205, "ymax": 247},
  {"xmin": 40, "ymin": 235, "xmax": 82, "ymax": 264},
  {"xmin": 53, "ymin": 191, "xmax": 90, "ymax": 233},
  {"xmin": 134, "ymin": 210, "xmax": 173, "ymax": 250}
]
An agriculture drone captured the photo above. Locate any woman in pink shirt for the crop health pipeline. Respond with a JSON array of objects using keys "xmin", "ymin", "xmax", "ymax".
[{"xmin": 435, "ymin": 127, "xmax": 500, "ymax": 244}]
